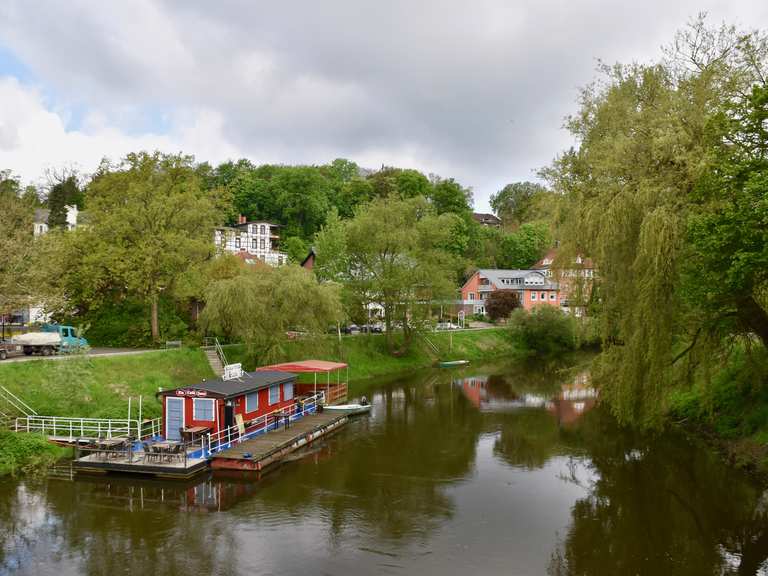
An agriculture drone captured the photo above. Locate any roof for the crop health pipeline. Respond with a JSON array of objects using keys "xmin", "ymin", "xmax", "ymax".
[
  {"xmin": 472, "ymin": 212, "xmax": 501, "ymax": 224},
  {"xmin": 157, "ymin": 370, "xmax": 295, "ymax": 399},
  {"xmin": 533, "ymin": 248, "xmax": 595, "ymax": 270},
  {"xmin": 465, "ymin": 269, "xmax": 558, "ymax": 291},
  {"xmin": 300, "ymin": 247, "xmax": 316, "ymax": 269},
  {"xmin": 256, "ymin": 359, "xmax": 348, "ymax": 373}
]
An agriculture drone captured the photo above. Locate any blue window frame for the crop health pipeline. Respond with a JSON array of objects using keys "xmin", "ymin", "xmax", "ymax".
[
  {"xmin": 193, "ymin": 398, "xmax": 214, "ymax": 421},
  {"xmin": 245, "ymin": 391, "xmax": 259, "ymax": 413},
  {"xmin": 283, "ymin": 381, "xmax": 293, "ymax": 401},
  {"xmin": 269, "ymin": 384, "xmax": 280, "ymax": 405}
]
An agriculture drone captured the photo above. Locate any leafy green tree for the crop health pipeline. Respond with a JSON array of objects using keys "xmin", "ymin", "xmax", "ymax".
[
  {"xmin": 342, "ymin": 196, "xmax": 457, "ymax": 354},
  {"xmin": 429, "ymin": 177, "xmax": 473, "ymax": 215},
  {"xmin": 313, "ymin": 208, "xmax": 349, "ymax": 283},
  {"xmin": 490, "ymin": 181, "xmax": 548, "ymax": 227},
  {"xmin": 283, "ymin": 235, "xmax": 310, "ymax": 264},
  {"xmin": 201, "ymin": 265, "xmax": 342, "ymax": 362},
  {"xmin": 46, "ymin": 172, "xmax": 83, "ymax": 229},
  {"xmin": 549, "ymin": 19, "xmax": 768, "ymax": 427},
  {"xmin": 0, "ymin": 172, "xmax": 35, "ymax": 314},
  {"xmin": 508, "ymin": 306, "xmax": 575, "ymax": 356},
  {"xmin": 498, "ymin": 222, "xmax": 551, "ymax": 269},
  {"xmin": 74, "ymin": 152, "xmax": 223, "ymax": 342}
]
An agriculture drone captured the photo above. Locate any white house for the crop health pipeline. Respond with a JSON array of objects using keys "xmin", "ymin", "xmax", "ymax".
[
  {"xmin": 214, "ymin": 216, "xmax": 288, "ymax": 266},
  {"xmin": 33, "ymin": 205, "xmax": 80, "ymax": 236}
]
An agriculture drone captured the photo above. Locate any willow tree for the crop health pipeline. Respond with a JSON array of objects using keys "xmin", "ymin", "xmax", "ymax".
[
  {"xmin": 200, "ymin": 265, "xmax": 342, "ymax": 363},
  {"xmin": 0, "ymin": 171, "xmax": 35, "ymax": 315},
  {"xmin": 548, "ymin": 19, "xmax": 768, "ymax": 427}
]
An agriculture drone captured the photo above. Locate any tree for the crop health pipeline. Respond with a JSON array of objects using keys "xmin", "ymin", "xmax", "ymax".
[
  {"xmin": 46, "ymin": 171, "xmax": 83, "ymax": 229},
  {"xmin": 0, "ymin": 171, "xmax": 35, "ymax": 314},
  {"xmin": 549, "ymin": 18, "xmax": 768, "ymax": 427},
  {"xmin": 508, "ymin": 307, "xmax": 575, "ymax": 356},
  {"xmin": 78, "ymin": 152, "xmax": 224, "ymax": 342},
  {"xmin": 429, "ymin": 177, "xmax": 473, "ymax": 215},
  {"xmin": 490, "ymin": 181, "xmax": 548, "ymax": 227},
  {"xmin": 485, "ymin": 290, "xmax": 521, "ymax": 321},
  {"xmin": 498, "ymin": 222, "xmax": 551, "ymax": 269},
  {"xmin": 201, "ymin": 265, "xmax": 342, "ymax": 362},
  {"xmin": 333, "ymin": 196, "xmax": 458, "ymax": 355}
]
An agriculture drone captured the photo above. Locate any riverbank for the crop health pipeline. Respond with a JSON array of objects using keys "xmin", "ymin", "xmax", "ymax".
[
  {"xmin": 667, "ymin": 347, "xmax": 768, "ymax": 475},
  {"xmin": 0, "ymin": 329, "xmax": 512, "ymax": 475}
]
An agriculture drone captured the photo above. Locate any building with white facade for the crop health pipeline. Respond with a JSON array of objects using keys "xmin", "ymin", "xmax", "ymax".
[
  {"xmin": 214, "ymin": 216, "xmax": 288, "ymax": 266},
  {"xmin": 33, "ymin": 205, "xmax": 80, "ymax": 236}
]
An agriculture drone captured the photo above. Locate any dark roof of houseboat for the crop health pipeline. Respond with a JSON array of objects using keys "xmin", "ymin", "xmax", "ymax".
[{"xmin": 158, "ymin": 370, "xmax": 296, "ymax": 399}]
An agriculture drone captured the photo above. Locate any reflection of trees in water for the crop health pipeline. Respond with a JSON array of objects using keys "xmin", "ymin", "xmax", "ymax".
[
  {"xmin": 548, "ymin": 410, "xmax": 768, "ymax": 576},
  {"xmin": 230, "ymin": 376, "xmax": 485, "ymax": 543}
]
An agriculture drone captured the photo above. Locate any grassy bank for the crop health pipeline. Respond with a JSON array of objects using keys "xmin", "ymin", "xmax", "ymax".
[
  {"xmin": 0, "ymin": 431, "xmax": 71, "ymax": 476},
  {"xmin": 668, "ymin": 347, "xmax": 768, "ymax": 473},
  {"xmin": 224, "ymin": 328, "xmax": 511, "ymax": 381}
]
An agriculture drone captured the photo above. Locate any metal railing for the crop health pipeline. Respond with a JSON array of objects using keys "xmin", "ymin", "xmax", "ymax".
[
  {"xmin": 15, "ymin": 415, "xmax": 162, "ymax": 441},
  {"xmin": 204, "ymin": 393, "xmax": 324, "ymax": 457},
  {"xmin": 202, "ymin": 336, "xmax": 228, "ymax": 368},
  {"xmin": 0, "ymin": 385, "xmax": 37, "ymax": 416}
]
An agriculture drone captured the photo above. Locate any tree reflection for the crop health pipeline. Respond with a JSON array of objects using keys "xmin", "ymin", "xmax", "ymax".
[{"xmin": 548, "ymin": 410, "xmax": 768, "ymax": 576}]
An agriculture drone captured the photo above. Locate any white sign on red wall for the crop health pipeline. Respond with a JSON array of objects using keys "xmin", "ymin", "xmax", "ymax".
[{"xmin": 175, "ymin": 389, "xmax": 208, "ymax": 397}]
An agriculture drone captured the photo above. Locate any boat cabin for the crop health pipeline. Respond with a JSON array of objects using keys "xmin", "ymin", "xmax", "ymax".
[
  {"xmin": 157, "ymin": 371, "xmax": 297, "ymax": 441},
  {"xmin": 256, "ymin": 359, "xmax": 349, "ymax": 405}
]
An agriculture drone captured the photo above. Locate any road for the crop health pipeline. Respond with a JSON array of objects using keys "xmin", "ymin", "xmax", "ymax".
[{"xmin": 0, "ymin": 347, "xmax": 165, "ymax": 364}]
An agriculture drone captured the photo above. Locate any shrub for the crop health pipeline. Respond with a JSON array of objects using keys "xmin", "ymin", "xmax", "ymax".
[
  {"xmin": 485, "ymin": 290, "xmax": 521, "ymax": 321},
  {"xmin": 507, "ymin": 306, "xmax": 575, "ymax": 356},
  {"xmin": 0, "ymin": 432, "xmax": 69, "ymax": 476}
]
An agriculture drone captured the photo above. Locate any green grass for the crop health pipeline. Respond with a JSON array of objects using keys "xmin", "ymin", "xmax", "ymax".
[
  {"xmin": 223, "ymin": 328, "xmax": 512, "ymax": 381},
  {"xmin": 0, "ymin": 348, "xmax": 214, "ymax": 420},
  {"xmin": 0, "ymin": 431, "xmax": 71, "ymax": 476}
]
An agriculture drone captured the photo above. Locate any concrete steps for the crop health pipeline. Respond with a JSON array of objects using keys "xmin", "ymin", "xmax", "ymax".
[{"xmin": 203, "ymin": 347, "xmax": 224, "ymax": 377}]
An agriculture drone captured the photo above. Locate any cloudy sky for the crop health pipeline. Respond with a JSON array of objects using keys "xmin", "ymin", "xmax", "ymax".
[{"xmin": 1, "ymin": 1, "xmax": 767, "ymax": 210}]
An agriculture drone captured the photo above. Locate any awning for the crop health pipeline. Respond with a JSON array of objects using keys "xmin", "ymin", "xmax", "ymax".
[{"xmin": 255, "ymin": 359, "xmax": 348, "ymax": 373}]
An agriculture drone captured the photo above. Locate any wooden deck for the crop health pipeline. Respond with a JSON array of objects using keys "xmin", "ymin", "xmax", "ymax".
[
  {"xmin": 211, "ymin": 411, "xmax": 348, "ymax": 472},
  {"xmin": 72, "ymin": 450, "xmax": 209, "ymax": 479}
]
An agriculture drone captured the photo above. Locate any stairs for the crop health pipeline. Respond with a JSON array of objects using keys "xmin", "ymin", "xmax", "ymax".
[
  {"xmin": 0, "ymin": 385, "xmax": 37, "ymax": 430},
  {"xmin": 203, "ymin": 347, "xmax": 225, "ymax": 377}
]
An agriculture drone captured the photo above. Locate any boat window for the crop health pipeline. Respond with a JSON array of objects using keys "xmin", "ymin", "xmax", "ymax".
[
  {"xmin": 193, "ymin": 398, "xmax": 215, "ymax": 421},
  {"xmin": 283, "ymin": 382, "xmax": 293, "ymax": 401},
  {"xmin": 245, "ymin": 391, "xmax": 259, "ymax": 413},
  {"xmin": 269, "ymin": 384, "xmax": 280, "ymax": 405}
]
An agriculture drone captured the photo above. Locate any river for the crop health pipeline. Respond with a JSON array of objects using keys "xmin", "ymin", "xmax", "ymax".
[{"xmin": 2, "ymin": 361, "xmax": 768, "ymax": 575}]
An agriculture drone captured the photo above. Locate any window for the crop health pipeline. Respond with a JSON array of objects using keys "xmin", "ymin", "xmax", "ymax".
[
  {"xmin": 269, "ymin": 384, "xmax": 280, "ymax": 405},
  {"xmin": 260, "ymin": 225, "xmax": 266, "ymax": 235},
  {"xmin": 251, "ymin": 239, "xmax": 257, "ymax": 249},
  {"xmin": 193, "ymin": 398, "xmax": 214, "ymax": 421},
  {"xmin": 235, "ymin": 237, "xmax": 241, "ymax": 248},
  {"xmin": 550, "ymin": 293, "xmax": 556, "ymax": 301},
  {"xmin": 540, "ymin": 292, "xmax": 546, "ymax": 299},
  {"xmin": 283, "ymin": 381, "xmax": 293, "ymax": 401},
  {"xmin": 468, "ymin": 293, "xmax": 475, "ymax": 301},
  {"xmin": 531, "ymin": 292, "xmax": 537, "ymax": 301},
  {"xmin": 245, "ymin": 391, "xmax": 259, "ymax": 413},
  {"xmin": 260, "ymin": 238, "xmax": 265, "ymax": 250}
]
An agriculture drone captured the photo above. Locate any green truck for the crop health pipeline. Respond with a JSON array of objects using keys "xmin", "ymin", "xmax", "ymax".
[{"xmin": 9, "ymin": 324, "xmax": 89, "ymax": 357}]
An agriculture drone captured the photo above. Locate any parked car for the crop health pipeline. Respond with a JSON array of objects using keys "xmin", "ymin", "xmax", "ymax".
[
  {"xmin": 341, "ymin": 324, "xmax": 360, "ymax": 334},
  {"xmin": 359, "ymin": 324, "xmax": 384, "ymax": 333},
  {"xmin": 435, "ymin": 321, "xmax": 461, "ymax": 331}
]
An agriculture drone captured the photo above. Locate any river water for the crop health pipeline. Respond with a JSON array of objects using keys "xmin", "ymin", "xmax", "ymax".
[{"xmin": 2, "ymin": 361, "xmax": 768, "ymax": 575}]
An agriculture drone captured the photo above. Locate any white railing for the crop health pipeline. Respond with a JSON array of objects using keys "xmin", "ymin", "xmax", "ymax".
[
  {"xmin": 202, "ymin": 336, "xmax": 228, "ymax": 367},
  {"xmin": 15, "ymin": 415, "xmax": 162, "ymax": 441},
  {"xmin": 0, "ymin": 385, "xmax": 37, "ymax": 416},
  {"xmin": 204, "ymin": 393, "xmax": 324, "ymax": 457}
]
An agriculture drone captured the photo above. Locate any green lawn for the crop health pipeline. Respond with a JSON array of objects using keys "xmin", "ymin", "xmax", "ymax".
[{"xmin": 0, "ymin": 348, "xmax": 214, "ymax": 420}]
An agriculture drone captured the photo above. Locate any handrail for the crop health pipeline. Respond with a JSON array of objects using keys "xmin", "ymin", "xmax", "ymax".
[
  {"xmin": 14, "ymin": 415, "xmax": 162, "ymax": 441},
  {"xmin": 202, "ymin": 336, "xmax": 228, "ymax": 368},
  {"xmin": 0, "ymin": 385, "xmax": 37, "ymax": 416},
  {"xmin": 204, "ymin": 393, "xmax": 324, "ymax": 457}
]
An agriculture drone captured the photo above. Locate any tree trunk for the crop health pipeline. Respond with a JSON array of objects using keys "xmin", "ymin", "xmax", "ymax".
[
  {"xmin": 150, "ymin": 293, "xmax": 160, "ymax": 343},
  {"xmin": 738, "ymin": 295, "xmax": 768, "ymax": 347}
]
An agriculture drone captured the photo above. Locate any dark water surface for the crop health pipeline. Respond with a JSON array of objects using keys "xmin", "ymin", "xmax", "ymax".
[{"xmin": 2, "ymin": 362, "xmax": 768, "ymax": 575}]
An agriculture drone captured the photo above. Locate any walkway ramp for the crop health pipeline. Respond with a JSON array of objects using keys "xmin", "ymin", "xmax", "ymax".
[{"xmin": 211, "ymin": 411, "xmax": 348, "ymax": 472}]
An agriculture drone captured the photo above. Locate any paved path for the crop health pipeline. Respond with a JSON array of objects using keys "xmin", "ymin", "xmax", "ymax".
[{"xmin": 0, "ymin": 347, "xmax": 165, "ymax": 364}]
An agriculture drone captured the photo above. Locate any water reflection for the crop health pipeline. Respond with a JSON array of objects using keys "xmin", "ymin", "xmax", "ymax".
[{"xmin": 1, "ymin": 363, "xmax": 768, "ymax": 575}]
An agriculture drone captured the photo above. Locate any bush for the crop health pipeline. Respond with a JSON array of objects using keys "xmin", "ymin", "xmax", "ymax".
[
  {"xmin": 485, "ymin": 290, "xmax": 521, "ymax": 321},
  {"xmin": 0, "ymin": 431, "xmax": 69, "ymax": 476},
  {"xmin": 507, "ymin": 306, "xmax": 575, "ymax": 356}
]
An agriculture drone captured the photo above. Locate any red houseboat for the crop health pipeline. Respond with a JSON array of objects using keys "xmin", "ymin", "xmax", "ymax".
[{"xmin": 157, "ymin": 370, "xmax": 298, "ymax": 441}]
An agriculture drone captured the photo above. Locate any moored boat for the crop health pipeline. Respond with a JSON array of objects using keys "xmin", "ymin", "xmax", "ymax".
[
  {"xmin": 439, "ymin": 360, "xmax": 470, "ymax": 368},
  {"xmin": 323, "ymin": 403, "xmax": 372, "ymax": 416}
]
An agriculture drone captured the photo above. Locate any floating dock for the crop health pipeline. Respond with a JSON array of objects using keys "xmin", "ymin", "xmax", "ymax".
[{"xmin": 211, "ymin": 411, "xmax": 348, "ymax": 472}]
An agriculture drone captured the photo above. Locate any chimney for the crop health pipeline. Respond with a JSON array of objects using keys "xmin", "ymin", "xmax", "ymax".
[{"xmin": 238, "ymin": 214, "xmax": 246, "ymax": 225}]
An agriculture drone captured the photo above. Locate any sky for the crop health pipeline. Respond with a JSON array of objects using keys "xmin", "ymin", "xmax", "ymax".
[{"xmin": 1, "ymin": 1, "xmax": 767, "ymax": 211}]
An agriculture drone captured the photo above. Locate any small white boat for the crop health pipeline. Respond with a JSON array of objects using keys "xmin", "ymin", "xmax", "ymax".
[{"xmin": 323, "ymin": 403, "xmax": 372, "ymax": 416}]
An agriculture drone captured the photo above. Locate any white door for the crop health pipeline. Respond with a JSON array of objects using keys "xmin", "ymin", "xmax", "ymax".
[{"xmin": 166, "ymin": 397, "xmax": 184, "ymax": 441}]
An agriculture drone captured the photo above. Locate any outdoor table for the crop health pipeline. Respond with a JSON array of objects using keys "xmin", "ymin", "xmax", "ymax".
[
  {"xmin": 99, "ymin": 438, "xmax": 126, "ymax": 459},
  {"xmin": 153, "ymin": 441, "xmax": 180, "ymax": 462},
  {"xmin": 182, "ymin": 426, "xmax": 211, "ymax": 443}
]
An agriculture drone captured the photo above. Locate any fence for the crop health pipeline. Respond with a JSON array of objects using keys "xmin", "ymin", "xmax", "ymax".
[
  {"xmin": 203, "ymin": 392, "xmax": 324, "ymax": 457},
  {"xmin": 15, "ymin": 415, "xmax": 162, "ymax": 442}
]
